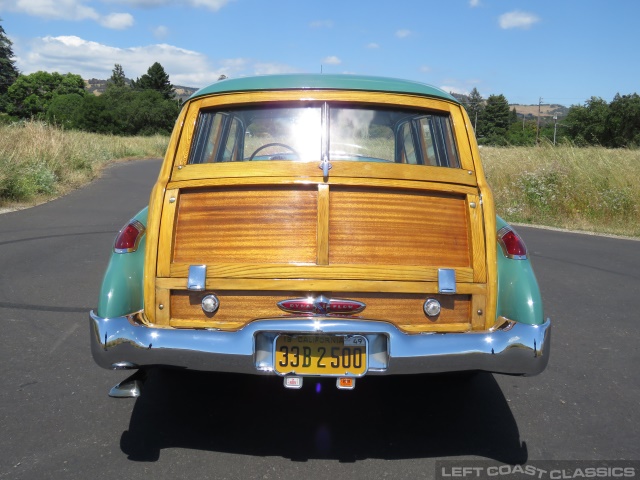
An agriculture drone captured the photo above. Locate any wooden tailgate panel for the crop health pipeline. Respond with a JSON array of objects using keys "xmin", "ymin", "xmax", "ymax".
[
  {"xmin": 161, "ymin": 182, "xmax": 482, "ymax": 332},
  {"xmin": 329, "ymin": 187, "xmax": 470, "ymax": 267},
  {"xmin": 173, "ymin": 186, "xmax": 317, "ymax": 265}
]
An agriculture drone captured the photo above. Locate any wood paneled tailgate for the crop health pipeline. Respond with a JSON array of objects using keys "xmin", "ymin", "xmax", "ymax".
[{"xmin": 153, "ymin": 180, "xmax": 488, "ymax": 333}]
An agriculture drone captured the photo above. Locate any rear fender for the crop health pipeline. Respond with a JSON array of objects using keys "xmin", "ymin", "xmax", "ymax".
[
  {"xmin": 495, "ymin": 216, "xmax": 544, "ymax": 325},
  {"xmin": 97, "ymin": 207, "xmax": 148, "ymax": 319}
]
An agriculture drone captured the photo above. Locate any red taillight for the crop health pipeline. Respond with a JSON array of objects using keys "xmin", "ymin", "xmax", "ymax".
[
  {"xmin": 114, "ymin": 220, "xmax": 145, "ymax": 253},
  {"xmin": 498, "ymin": 226, "xmax": 528, "ymax": 259}
]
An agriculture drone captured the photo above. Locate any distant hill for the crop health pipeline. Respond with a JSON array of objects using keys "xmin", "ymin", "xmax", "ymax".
[
  {"xmin": 84, "ymin": 78, "xmax": 199, "ymax": 102},
  {"xmin": 450, "ymin": 92, "xmax": 569, "ymax": 119},
  {"xmin": 510, "ymin": 103, "xmax": 569, "ymax": 120}
]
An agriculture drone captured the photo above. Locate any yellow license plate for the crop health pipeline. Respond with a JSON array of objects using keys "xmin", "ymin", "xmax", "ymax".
[{"xmin": 274, "ymin": 335, "xmax": 367, "ymax": 376}]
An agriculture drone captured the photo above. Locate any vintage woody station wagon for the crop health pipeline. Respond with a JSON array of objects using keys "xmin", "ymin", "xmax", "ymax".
[{"xmin": 90, "ymin": 74, "xmax": 551, "ymax": 397}]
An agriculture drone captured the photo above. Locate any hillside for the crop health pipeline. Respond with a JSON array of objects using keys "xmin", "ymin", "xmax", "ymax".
[
  {"xmin": 450, "ymin": 92, "xmax": 569, "ymax": 119},
  {"xmin": 511, "ymin": 103, "xmax": 569, "ymax": 119},
  {"xmin": 84, "ymin": 78, "xmax": 198, "ymax": 102}
]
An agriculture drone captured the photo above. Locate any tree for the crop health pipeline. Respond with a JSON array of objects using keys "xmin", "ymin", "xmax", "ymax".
[
  {"xmin": 0, "ymin": 19, "xmax": 20, "ymax": 111},
  {"xmin": 46, "ymin": 93, "xmax": 84, "ymax": 128},
  {"xmin": 605, "ymin": 93, "xmax": 640, "ymax": 147},
  {"xmin": 132, "ymin": 62, "xmax": 175, "ymax": 100},
  {"xmin": 75, "ymin": 87, "xmax": 179, "ymax": 136},
  {"xmin": 108, "ymin": 64, "xmax": 127, "ymax": 89},
  {"xmin": 564, "ymin": 97, "xmax": 609, "ymax": 146},
  {"xmin": 6, "ymin": 71, "xmax": 85, "ymax": 119},
  {"xmin": 480, "ymin": 94, "xmax": 510, "ymax": 144},
  {"xmin": 463, "ymin": 87, "xmax": 484, "ymax": 135}
]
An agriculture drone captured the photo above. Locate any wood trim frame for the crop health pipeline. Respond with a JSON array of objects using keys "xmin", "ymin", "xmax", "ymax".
[{"xmin": 142, "ymin": 89, "xmax": 497, "ymax": 331}]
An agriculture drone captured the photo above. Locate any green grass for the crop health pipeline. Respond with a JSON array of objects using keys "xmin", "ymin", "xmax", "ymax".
[
  {"xmin": 0, "ymin": 121, "xmax": 168, "ymax": 207},
  {"xmin": 2, "ymin": 123, "xmax": 639, "ymax": 237}
]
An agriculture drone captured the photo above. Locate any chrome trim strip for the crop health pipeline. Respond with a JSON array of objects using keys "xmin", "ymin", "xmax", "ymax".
[{"xmin": 90, "ymin": 311, "xmax": 550, "ymax": 377}]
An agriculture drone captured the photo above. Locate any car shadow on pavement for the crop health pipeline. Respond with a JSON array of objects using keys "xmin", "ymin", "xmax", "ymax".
[{"xmin": 120, "ymin": 368, "xmax": 528, "ymax": 464}]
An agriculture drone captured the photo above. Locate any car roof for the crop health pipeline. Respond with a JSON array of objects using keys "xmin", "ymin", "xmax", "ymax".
[{"xmin": 189, "ymin": 74, "xmax": 460, "ymax": 104}]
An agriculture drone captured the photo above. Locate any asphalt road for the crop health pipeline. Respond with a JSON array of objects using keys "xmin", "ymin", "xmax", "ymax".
[{"xmin": 1, "ymin": 159, "xmax": 639, "ymax": 480}]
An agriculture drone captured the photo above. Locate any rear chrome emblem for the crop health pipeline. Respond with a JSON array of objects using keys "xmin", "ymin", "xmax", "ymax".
[{"xmin": 277, "ymin": 295, "xmax": 366, "ymax": 315}]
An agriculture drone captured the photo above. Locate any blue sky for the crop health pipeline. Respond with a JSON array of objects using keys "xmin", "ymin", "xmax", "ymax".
[{"xmin": 1, "ymin": 0, "xmax": 638, "ymax": 106}]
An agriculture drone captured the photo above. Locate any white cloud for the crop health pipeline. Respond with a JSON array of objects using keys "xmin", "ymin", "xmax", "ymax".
[
  {"xmin": 469, "ymin": 0, "xmax": 480, "ymax": 7},
  {"xmin": 366, "ymin": 43, "xmax": 380, "ymax": 49},
  {"xmin": 441, "ymin": 85, "xmax": 469, "ymax": 96},
  {"xmin": 14, "ymin": 35, "xmax": 242, "ymax": 87},
  {"xmin": 0, "ymin": 0, "xmax": 137, "ymax": 29},
  {"xmin": 310, "ymin": 20, "xmax": 333, "ymax": 28},
  {"xmin": 322, "ymin": 56, "xmax": 341, "ymax": 65},
  {"xmin": 499, "ymin": 11, "xmax": 540, "ymax": 30},
  {"xmin": 153, "ymin": 25, "xmax": 169, "ymax": 39},
  {"xmin": 420, "ymin": 65, "xmax": 431, "ymax": 73},
  {"xmin": 253, "ymin": 62, "xmax": 298, "ymax": 75},
  {"xmin": 99, "ymin": 12, "xmax": 134, "ymax": 29},
  {"xmin": 396, "ymin": 29, "xmax": 412, "ymax": 38},
  {"xmin": 107, "ymin": 0, "xmax": 233, "ymax": 10},
  {"xmin": 3, "ymin": 0, "xmax": 99, "ymax": 20}
]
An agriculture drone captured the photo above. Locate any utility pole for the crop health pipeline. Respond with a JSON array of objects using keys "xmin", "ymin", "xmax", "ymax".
[
  {"xmin": 553, "ymin": 114, "xmax": 558, "ymax": 145},
  {"xmin": 536, "ymin": 97, "xmax": 542, "ymax": 145}
]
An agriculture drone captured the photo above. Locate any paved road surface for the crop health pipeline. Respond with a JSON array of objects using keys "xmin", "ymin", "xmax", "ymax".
[{"xmin": 1, "ymin": 159, "xmax": 638, "ymax": 479}]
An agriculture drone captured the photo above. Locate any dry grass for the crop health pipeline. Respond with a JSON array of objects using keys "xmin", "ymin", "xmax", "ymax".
[
  {"xmin": 0, "ymin": 121, "xmax": 168, "ymax": 206},
  {"xmin": 2, "ymin": 123, "xmax": 639, "ymax": 237},
  {"xmin": 481, "ymin": 142, "xmax": 640, "ymax": 237}
]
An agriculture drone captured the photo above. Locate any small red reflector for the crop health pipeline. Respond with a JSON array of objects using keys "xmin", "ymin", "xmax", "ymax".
[
  {"xmin": 499, "ymin": 228, "xmax": 527, "ymax": 258},
  {"xmin": 114, "ymin": 221, "xmax": 144, "ymax": 252}
]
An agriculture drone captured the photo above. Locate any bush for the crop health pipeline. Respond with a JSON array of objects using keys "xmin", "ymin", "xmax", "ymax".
[{"xmin": 0, "ymin": 121, "xmax": 168, "ymax": 204}]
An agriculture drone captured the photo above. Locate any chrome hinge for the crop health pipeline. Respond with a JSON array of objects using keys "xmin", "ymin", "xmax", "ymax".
[{"xmin": 187, "ymin": 265, "xmax": 207, "ymax": 291}]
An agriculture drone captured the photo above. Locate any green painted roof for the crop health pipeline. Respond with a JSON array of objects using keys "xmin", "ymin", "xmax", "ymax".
[{"xmin": 189, "ymin": 74, "xmax": 459, "ymax": 103}]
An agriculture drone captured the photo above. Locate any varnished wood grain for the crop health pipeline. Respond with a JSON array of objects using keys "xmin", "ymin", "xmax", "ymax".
[
  {"xmin": 169, "ymin": 263, "xmax": 475, "ymax": 283},
  {"xmin": 170, "ymin": 160, "xmax": 478, "ymax": 187},
  {"xmin": 317, "ymin": 184, "xmax": 329, "ymax": 265},
  {"xmin": 170, "ymin": 290, "xmax": 471, "ymax": 332},
  {"xmin": 173, "ymin": 186, "xmax": 318, "ymax": 264},
  {"xmin": 329, "ymin": 186, "xmax": 470, "ymax": 267},
  {"xmin": 156, "ymin": 277, "xmax": 487, "ymax": 295},
  {"xmin": 143, "ymin": 88, "xmax": 498, "ymax": 332}
]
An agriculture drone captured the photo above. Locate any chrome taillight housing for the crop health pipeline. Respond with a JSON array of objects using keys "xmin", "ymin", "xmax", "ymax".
[
  {"xmin": 497, "ymin": 226, "xmax": 528, "ymax": 259},
  {"xmin": 114, "ymin": 220, "xmax": 145, "ymax": 253}
]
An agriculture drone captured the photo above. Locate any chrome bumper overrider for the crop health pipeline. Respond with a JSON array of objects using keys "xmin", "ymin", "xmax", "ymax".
[{"xmin": 90, "ymin": 311, "xmax": 551, "ymax": 376}]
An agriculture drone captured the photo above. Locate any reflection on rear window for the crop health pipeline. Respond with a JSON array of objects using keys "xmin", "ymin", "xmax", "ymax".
[{"xmin": 187, "ymin": 103, "xmax": 460, "ymax": 168}]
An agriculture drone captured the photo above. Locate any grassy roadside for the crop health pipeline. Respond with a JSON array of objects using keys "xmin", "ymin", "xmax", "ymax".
[
  {"xmin": 481, "ymin": 142, "xmax": 640, "ymax": 237},
  {"xmin": 2, "ymin": 122, "xmax": 639, "ymax": 237},
  {"xmin": 0, "ymin": 121, "xmax": 168, "ymax": 209}
]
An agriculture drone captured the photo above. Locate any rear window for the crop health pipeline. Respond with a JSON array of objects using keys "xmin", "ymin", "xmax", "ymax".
[{"xmin": 187, "ymin": 103, "xmax": 460, "ymax": 168}]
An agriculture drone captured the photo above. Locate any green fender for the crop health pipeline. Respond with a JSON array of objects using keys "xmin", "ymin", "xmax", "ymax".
[
  {"xmin": 495, "ymin": 216, "xmax": 545, "ymax": 325},
  {"xmin": 97, "ymin": 207, "xmax": 148, "ymax": 319}
]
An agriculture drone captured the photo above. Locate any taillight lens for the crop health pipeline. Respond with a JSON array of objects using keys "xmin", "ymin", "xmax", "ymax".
[
  {"xmin": 497, "ymin": 226, "xmax": 528, "ymax": 259},
  {"xmin": 114, "ymin": 220, "xmax": 145, "ymax": 253}
]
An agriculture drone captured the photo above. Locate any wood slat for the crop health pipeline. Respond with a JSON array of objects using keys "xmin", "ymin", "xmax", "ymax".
[
  {"xmin": 467, "ymin": 194, "xmax": 487, "ymax": 283},
  {"xmin": 170, "ymin": 160, "xmax": 478, "ymax": 187},
  {"xmin": 317, "ymin": 184, "xmax": 329, "ymax": 265},
  {"xmin": 169, "ymin": 263, "xmax": 475, "ymax": 282},
  {"xmin": 329, "ymin": 187, "xmax": 470, "ymax": 267},
  {"xmin": 173, "ymin": 186, "xmax": 318, "ymax": 264},
  {"xmin": 169, "ymin": 290, "xmax": 471, "ymax": 332},
  {"xmin": 156, "ymin": 277, "xmax": 487, "ymax": 295}
]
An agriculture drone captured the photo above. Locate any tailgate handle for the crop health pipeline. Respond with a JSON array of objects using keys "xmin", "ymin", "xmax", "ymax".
[{"xmin": 438, "ymin": 269, "xmax": 457, "ymax": 294}]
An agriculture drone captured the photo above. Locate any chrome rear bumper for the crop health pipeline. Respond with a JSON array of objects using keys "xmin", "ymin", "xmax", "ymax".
[{"xmin": 90, "ymin": 311, "xmax": 550, "ymax": 376}]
